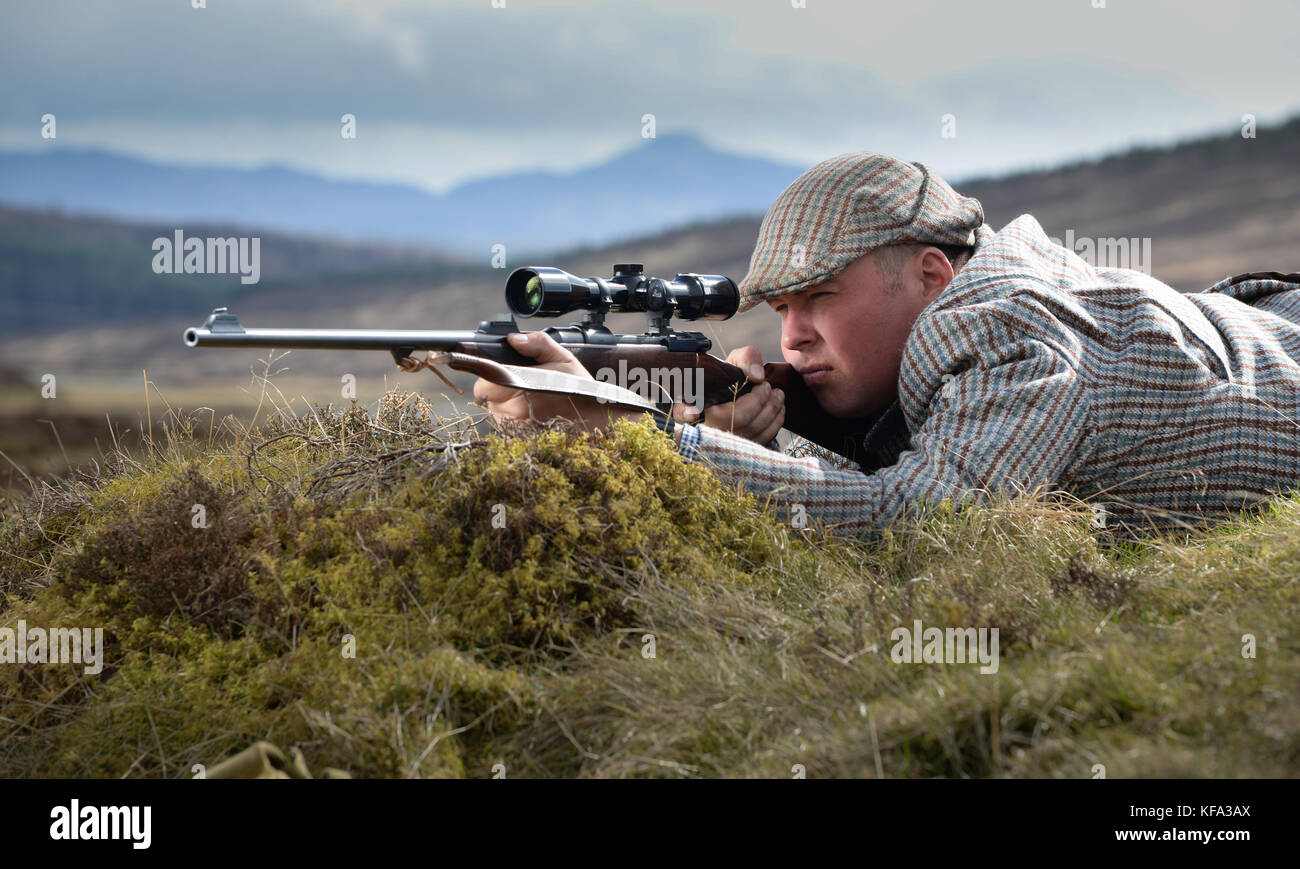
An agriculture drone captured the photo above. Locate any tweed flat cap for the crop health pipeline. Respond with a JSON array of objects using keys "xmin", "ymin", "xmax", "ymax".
[{"xmin": 738, "ymin": 153, "xmax": 984, "ymax": 312}]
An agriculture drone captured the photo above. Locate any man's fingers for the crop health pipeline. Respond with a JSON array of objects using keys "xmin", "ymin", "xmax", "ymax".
[
  {"xmin": 672, "ymin": 402, "xmax": 703, "ymax": 423},
  {"xmin": 474, "ymin": 348, "xmax": 783, "ymax": 437},
  {"xmin": 725, "ymin": 346, "xmax": 766, "ymax": 383},
  {"xmin": 704, "ymin": 378, "xmax": 766, "ymax": 429},
  {"xmin": 756, "ymin": 404, "xmax": 786, "ymax": 446},
  {"xmin": 473, "ymin": 377, "xmax": 520, "ymax": 405},
  {"xmin": 667, "ymin": 378, "xmax": 787, "ymax": 445},
  {"xmin": 506, "ymin": 330, "xmax": 578, "ymax": 366},
  {"xmin": 474, "ymin": 333, "xmax": 584, "ymax": 410},
  {"xmin": 726, "ymin": 384, "xmax": 784, "ymax": 443},
  {"xmin": 475, "ymin": 378, "xmax": 610, "ymax": 428},
  {"xmin": 743, "ymin": 387, "xmax": 783, "ymax": 436}
]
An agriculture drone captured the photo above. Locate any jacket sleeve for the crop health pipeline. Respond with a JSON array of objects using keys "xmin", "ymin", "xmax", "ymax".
[{"xmin": 675, "ymin": 312, "xmax": 1095, "ymax": 534}]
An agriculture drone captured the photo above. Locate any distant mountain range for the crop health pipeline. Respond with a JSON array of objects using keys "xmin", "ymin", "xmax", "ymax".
[
  {"xmin": 0, "ymin": 134, "xmax": 804, "ymax": 256},
  {"xmin": 2, "ymin": 115, "xmax": 1296, "ymax": 360}
]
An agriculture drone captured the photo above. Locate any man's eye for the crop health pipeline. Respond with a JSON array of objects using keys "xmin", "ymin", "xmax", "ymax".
[{"xmin": 810, "ymin": 292, "xmax": 832, "ymax": 301}]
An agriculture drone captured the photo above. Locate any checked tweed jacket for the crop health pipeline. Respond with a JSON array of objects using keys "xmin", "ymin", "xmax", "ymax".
[{"xmin": 675, "ymin": 214, "xmax": 1300, "ymax": 534}]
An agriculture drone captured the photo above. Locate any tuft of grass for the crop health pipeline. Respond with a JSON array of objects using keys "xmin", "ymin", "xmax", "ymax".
[{"xmin": 0, "ymin": 376, "xmax": 1297, "ymax": 778}]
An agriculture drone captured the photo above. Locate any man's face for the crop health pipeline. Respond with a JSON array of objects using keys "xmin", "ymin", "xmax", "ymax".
[{"xmin": 766, "ymin": 248, "xmax": 952, "ymax": 419}]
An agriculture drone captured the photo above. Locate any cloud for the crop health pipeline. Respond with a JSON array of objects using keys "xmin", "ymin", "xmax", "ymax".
[{"xmin": 2, "ymin": 0, "xmax": 1297, "ymax": 187}]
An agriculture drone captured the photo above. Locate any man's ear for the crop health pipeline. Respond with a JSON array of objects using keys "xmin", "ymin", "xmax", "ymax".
[{"xmin": 918, "ymin": 247, "xmax": 955, "ymax": 299}]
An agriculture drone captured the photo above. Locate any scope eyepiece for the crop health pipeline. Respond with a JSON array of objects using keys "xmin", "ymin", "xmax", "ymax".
[
  {"xmin": 505, "ymin": 265, "xmax": 739, "ymax": 322},
  {"xmin": 661, "ymin": 273, "xmax": 741, "ymax": 320}
]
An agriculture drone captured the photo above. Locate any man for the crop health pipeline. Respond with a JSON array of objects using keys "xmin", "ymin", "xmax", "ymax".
[{"xmin": 473, "ymin": 153, "xmax": 1300, "ymax": 534}]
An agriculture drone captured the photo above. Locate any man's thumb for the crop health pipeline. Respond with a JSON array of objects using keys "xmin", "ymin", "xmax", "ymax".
[{"xmin": 727, "ymin": 346, "xmax": 764, "ymax": 382}]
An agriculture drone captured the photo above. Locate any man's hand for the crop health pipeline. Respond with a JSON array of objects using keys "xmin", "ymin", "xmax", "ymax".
[
  {"xmin": 472, "ymin": 331, "xmax": 642, "ymax": 431},
  {"xmin": 675, "ymin": 345, "xmax": 785, "ymax": 445}
]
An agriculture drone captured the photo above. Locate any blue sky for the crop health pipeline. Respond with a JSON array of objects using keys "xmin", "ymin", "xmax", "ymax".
[{"xmin": 3, "ymin": 0, "xmax": 1297, "ymax": 191}]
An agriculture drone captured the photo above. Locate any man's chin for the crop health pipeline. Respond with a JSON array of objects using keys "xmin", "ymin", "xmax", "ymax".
[
  {"xmin": 811, "ymin": 389, "xmax": 854, "ymax": 419},
  {"xmin": 814, "ymin": 387, "xmax": 882, "ymax": 420}
]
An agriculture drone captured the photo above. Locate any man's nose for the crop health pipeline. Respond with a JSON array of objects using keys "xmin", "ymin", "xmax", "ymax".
[{"xmin": 781, "ymin": 307, "xmax": 817, "ymax": 353}]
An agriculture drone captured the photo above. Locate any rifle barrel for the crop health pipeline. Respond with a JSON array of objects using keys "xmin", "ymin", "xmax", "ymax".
[{"xmin": 183, "ymin": 326, "xmax": 491, "ymax": 350}]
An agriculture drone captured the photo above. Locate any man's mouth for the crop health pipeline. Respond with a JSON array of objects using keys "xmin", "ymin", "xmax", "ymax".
[{"xmin": 799, "ymin": 365, "xmax": 833, "ymax": 385}]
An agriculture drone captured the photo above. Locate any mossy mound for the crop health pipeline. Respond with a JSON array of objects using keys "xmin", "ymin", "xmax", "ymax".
[
  {"xmin": 0, "ymin": 397, "xmax": 798, "ymax": 777},
  {"xmin": 1, "ymin": 391, "xmax": 1297, "ymax": 777}
]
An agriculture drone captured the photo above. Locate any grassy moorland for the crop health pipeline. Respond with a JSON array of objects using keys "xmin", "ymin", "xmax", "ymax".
[{"xmin": 0, "ymin": 382, "xmax": 1296, "ymax": 779}]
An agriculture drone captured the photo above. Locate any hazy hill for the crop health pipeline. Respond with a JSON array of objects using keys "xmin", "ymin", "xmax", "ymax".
[
  {"xmin": 0, "ymin": 206, "xmax": 468, "ymax": 338},
  {"xmin": 1, "ymin": 117, "xmax": 1296, "ymax": 406},
  {"xmin": 960, "ymin": 115, "xmax": 1300, "ymax": 290},
  {"xmin": 0, "ymin": 134, "xmax": 804, "ymax": 255}
]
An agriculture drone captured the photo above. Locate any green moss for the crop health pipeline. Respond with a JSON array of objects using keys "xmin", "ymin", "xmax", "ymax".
[{"xmin": 2, "ymin": 393, "xmax": 1298, "ymax": 777}]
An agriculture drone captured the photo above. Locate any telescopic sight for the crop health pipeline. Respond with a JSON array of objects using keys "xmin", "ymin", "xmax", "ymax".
[{"xmin": 506, "ymin": 267, "xmax": 604, "ymax": 317}]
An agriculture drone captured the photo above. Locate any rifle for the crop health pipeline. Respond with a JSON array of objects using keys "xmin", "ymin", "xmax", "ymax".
[{"xmin": 184, "ymin": 263, "xmax": 878, "ymax": 463}]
